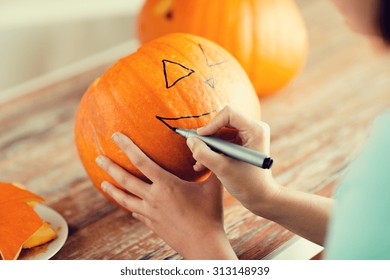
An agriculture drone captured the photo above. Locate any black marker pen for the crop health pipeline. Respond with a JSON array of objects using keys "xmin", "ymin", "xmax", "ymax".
[{"xmin": 174, "ymin": 128, "xmax": 273, "ymax": 169}]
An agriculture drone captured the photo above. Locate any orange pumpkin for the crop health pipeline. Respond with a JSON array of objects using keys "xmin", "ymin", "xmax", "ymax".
[
  {"xmin": 75, "ymin": 33, "xmax": 260, "ymax": 200},
  {"xmin": 0, "ymin": 183, "xmax": 57, "ymax": 260},
  {"xmin": 137, "ymin": 0, "xmax": 308, "ymax": 97}
]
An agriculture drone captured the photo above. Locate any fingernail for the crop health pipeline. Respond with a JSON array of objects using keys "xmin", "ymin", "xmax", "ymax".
[
  {"xmin": 187, "ymin": 137, "xmax": 195, "ymax": 150},
  {"xmin": 112, "ymin": 133, "xmax": 120, "ymax": 143},
  {"xmin": 96, "ymin": 156, "xmax": 105, "ymax": 167},
  {"xmin": 193, "ymin": 163, "xmax": 199, "ymax": 172},
  {"xmin": 101, "ymin": 181, "xmax": 109, "ymax": 192}
]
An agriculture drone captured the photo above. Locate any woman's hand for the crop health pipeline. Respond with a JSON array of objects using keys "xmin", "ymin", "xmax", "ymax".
[
  {"xmin": 95, "ymin": 132, "xmax": 237, "ymax": 260},
  {"xmin": 188, "ymin": 106, "xmax": 333, "ymax": 246},
  {"xmin": 187, "ymin": 105, "xmax": 281, "ymax": 216}
]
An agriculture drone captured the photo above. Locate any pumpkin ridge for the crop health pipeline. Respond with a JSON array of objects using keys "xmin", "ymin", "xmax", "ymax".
[{"xmin": 105, "ymin": 55, "xmax": 154, "ymax": 133}]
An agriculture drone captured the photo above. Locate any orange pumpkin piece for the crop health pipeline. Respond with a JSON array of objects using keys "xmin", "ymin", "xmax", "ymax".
[
  {"xmin": 22, "ymin": 222, "xmax": 57, "ymax": 249},
  {"xmin": 0, "ymin": 183, "xmax": 56, "ymax": 260}
]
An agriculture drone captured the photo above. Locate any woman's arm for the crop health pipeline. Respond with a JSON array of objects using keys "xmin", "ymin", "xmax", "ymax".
[{"xmin": 189, "ymin": 106, "xmax": 333, "ymax": 246}]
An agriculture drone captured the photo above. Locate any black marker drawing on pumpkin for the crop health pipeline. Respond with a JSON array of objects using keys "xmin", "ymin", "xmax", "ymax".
[
  {"xmin": 204, "ymin": 77, "xmax": 215, "ymax": 88},
  {"xmin": 198, "ymin": 44, "xmax": 228, "ymax": 67},
  {"xmin": 163, "ymin": 59, "xmax": 195, "ymax": 89},
  {"xmin": 157, "ymin": 44, "xmax": 228, "ymax": 131},
  {"xmin": 156, "ymin": 109, "xmax": 220, "ymax": 131},
  {"xmin": 199, "ymin": 43, "xmax": 228, "ymax": 88}
]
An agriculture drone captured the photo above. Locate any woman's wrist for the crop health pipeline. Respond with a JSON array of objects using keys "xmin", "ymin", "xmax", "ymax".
[
  {"xmin": 250, "ymin": 185, "xmax": 284, "ymax": 220},
  {"xmin": 241, "ymin": 179, "xmax": 284, "ymax": 220},
  {"xmin": 182, "ymin": 228, "xmax": 238, "ymax": 260}
]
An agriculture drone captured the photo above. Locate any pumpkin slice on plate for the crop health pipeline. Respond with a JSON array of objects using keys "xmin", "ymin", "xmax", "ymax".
[
  {"xmin": 0, "ymin": 182, "xmax": 57, "ymax": 260},
  {"xmin": 22, "ymin": 221, "xmax": 57, "ymax": 249}
]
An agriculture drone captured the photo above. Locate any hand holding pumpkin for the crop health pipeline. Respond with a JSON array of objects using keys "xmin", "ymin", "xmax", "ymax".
[{"xmin": 96, "ymin": 132, "xmax": 237, "ymax": 260}]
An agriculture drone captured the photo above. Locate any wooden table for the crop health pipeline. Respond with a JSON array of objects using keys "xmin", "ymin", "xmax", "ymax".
[{"xmin": 1, "ymin": 0, "xmax": 390, "ymax": 260}]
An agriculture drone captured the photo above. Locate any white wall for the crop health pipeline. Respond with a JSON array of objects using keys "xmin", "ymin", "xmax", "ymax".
[
  {"xmin": 0, "ymin": 0, "xmax": 144, "ymax": 30},
  {"xmin": 0, "ymin": 0, "xmax": 144, "ymax": 92}
]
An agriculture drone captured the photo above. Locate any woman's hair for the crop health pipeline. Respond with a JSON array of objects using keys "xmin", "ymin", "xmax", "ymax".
[{"xmin": 379, "ymin": 0, "xmax": 390, "ymax": 43}]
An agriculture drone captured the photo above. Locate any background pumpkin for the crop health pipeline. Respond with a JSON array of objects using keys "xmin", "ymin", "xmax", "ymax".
[
  {"xmin": 137, "ymin": 0, "xmax": 308, "ymax": 97},
  {"xmin": 75, "ymin": 33, "xmax": 260, "ymax": 202}
]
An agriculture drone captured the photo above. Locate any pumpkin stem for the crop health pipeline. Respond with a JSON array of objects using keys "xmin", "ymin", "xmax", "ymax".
[{"xmin": 153, "ymin": 0, "xmax": 174, "ymax": 20}]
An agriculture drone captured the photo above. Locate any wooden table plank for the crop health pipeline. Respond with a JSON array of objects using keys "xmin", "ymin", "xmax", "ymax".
[{"xmin": 1, "ymin": 0, "xmax": 390, "ymax": 259}]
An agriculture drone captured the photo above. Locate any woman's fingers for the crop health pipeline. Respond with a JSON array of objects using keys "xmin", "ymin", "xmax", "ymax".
[
  {"xmin": 197, "ymin": 105, "xmax": 255, "ymax": 136},
  {"xmin": 96, "ymin": 155, "xmax": 148, "ymax": 199},
  {"xmin": 132, "ymin": 212, "xmax": 153, "ymax": 229},
  {"xmin": 101, "ymin": 181, "xmax": 147, "ymax": 215},
  {"xmin": 193, "ymin": 161, "xmax": 207, "ymax": 172},
  {"xmin": 187, "ymin": 137, "xmax": 233, "ymax": 177},
  {"xmin": 197, "ymin": 105, "xmax": 270, "ymax": 152},
  {"xmin": 112, "ymin": 132, "xmax": 175, "ymax": 183}
]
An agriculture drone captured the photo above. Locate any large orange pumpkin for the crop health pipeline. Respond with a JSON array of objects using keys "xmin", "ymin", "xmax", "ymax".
[
  {"xmin": 75, "ymin": 33, "xmax": 260, "ymax": 200},
  {"xmin": 137, "ymin": 0, "xmax": 308, "ymax": 97}
]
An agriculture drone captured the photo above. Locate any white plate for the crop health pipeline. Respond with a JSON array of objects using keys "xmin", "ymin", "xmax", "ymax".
[{"xmin": 20, "ymin": 204, "xmax": 68, "ymax": 260}]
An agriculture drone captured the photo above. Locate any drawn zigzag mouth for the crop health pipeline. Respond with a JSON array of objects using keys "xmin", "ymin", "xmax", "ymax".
[{"xmin": 156, "ymin": 108, "xmax": 221, "ymax": 130}]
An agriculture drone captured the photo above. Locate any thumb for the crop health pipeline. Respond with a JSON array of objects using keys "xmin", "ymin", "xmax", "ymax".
[{"xmin": 187, "ymin": 137, "xmax": 230, "ymax": 176}]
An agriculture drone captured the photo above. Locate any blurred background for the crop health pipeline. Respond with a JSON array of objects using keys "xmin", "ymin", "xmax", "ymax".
[
  {"xmin": 0, "ymin": 0, "xmax": 143, "ymax": 99},
  {"xmin": 1, "ymin": 0, "xmax": 390, "ymax": 260}
]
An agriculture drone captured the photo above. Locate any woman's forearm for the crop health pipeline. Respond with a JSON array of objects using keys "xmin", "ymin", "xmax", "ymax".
[{"xmin": 251, "ymin": 185, "xmax": 334, "ymax": 246}]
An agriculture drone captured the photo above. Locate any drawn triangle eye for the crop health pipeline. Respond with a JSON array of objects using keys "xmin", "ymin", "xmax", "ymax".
[
  {"xmin": 199, "ymin": 44, "xmax": 228, "ymax": 67},
  {"xmin": 162, "ymin": 59, "xmax": 195, "ymax": 88},
  {"xmin": 204, "ymin": 77, "xmax": 215, "ymax": 88}
]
